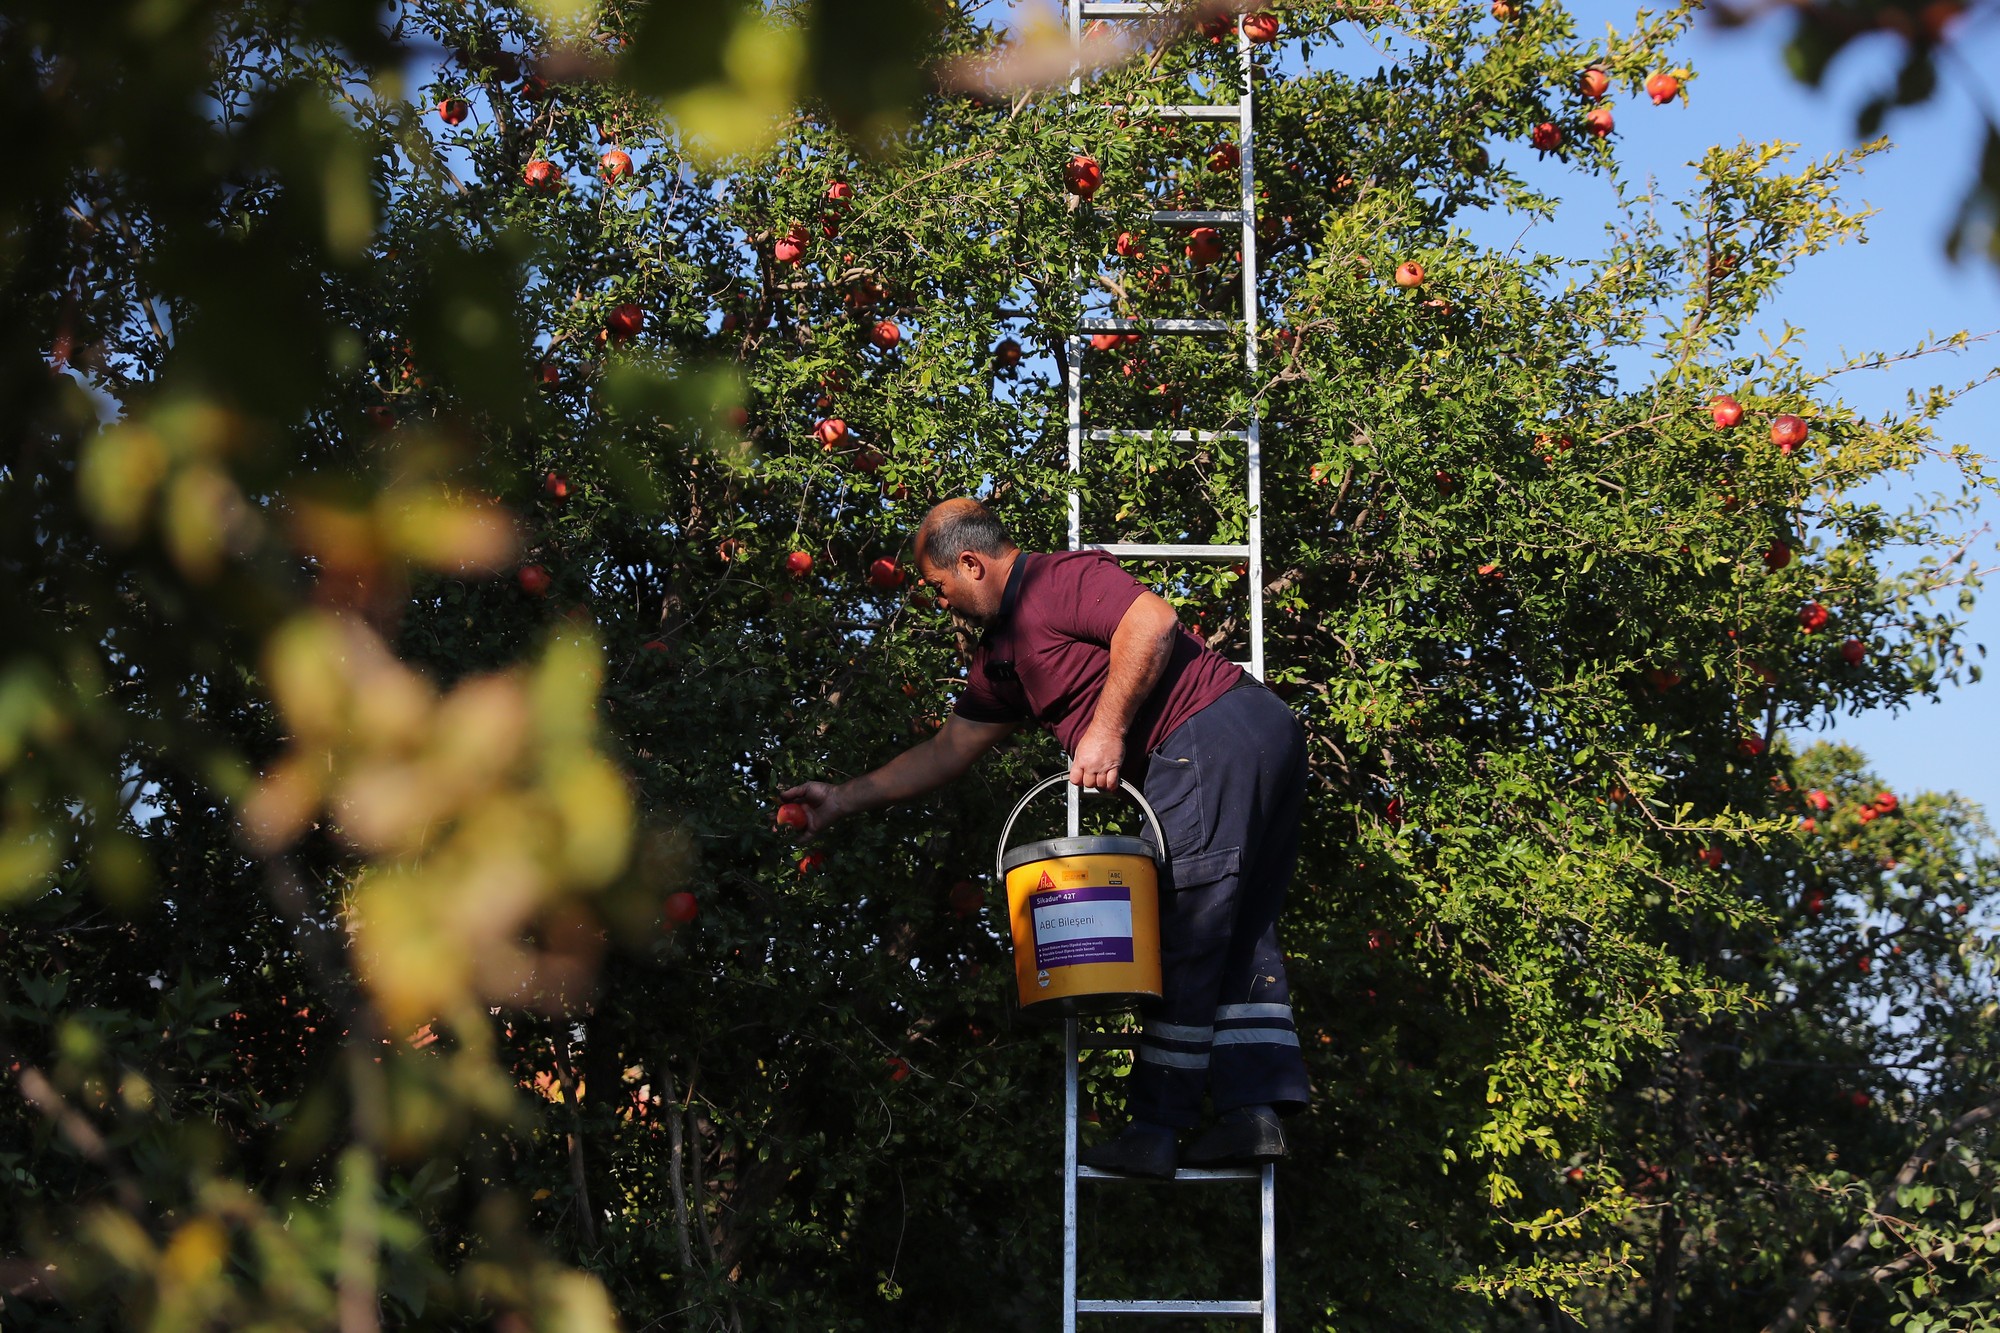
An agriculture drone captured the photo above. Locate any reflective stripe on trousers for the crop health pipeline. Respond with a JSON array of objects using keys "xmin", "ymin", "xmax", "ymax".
[{"xmin": 1138, "ymin": 1002, "xmax": 1302, "ymax": 1072}]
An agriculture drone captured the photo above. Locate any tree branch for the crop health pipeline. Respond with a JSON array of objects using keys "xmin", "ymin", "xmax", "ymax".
[
  {"xmin": 1863, "ymin": 1216, "xmax": 2000, "ymax": 1285},
  {"xmin": 1759, "ymin": 1090, "xmax": 2000, "ymax": 1333}
]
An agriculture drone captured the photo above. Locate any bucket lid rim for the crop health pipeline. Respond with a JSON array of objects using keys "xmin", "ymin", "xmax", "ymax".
[{"xmin": 1002, "ymin": 835, "xmax": 1158, "ymax": 873}]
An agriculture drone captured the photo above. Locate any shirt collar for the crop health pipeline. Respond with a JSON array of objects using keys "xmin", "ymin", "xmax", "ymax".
[{"xmin": 981, "ymin": 552, "xmax": 1029, "ymax": 649}]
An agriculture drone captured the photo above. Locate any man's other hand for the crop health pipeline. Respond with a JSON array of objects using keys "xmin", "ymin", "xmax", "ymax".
[
  {"xmin": 777, "ymin": 781, "xmax": 843, "ymax": 834},
  {"xmin": 1069, "ymin": 726, "xmax": 1124, "ymax": 792}
]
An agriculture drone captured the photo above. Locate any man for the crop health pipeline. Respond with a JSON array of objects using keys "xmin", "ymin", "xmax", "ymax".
[{"xmin": 779, "ymin": 498, "xmax": 1309, "ymax": 1176}]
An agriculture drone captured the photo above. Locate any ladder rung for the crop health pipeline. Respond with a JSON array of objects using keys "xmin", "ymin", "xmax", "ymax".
[
  {"xmin": 1078, "ymin": 1299, "xmax": 1265, "ymax": 1315},
  {"xmin": 1076, "ymin": 318, "xmax": 1232, "ymax": 335},
  {"xmin": 1079, "ymin": 1165, "xmax": 1262, "ymax": 1183},
  {"xmin": 1131, "ymin": 103, "xmax": 1242, "ymax": 120},
  {"xmin": 1086, "ymin": 428, "xmax": 1249, "ymax": 442},
  {"xmin": 1146, "ymin": 210, "xmax": 1246, "ymax": 226},
  {"xmin": 1078, "ymin": 1, "xmax": 1175, "ymax": 13},
  {"xmin": 1088, "ymin": 543, "xmax": 1249, "ymax": 560}
]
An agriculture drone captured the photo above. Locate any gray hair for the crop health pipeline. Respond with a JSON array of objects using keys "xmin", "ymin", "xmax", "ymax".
[{"xmin": 916, "ymin": 499, "xmax": 1014, "ymax": 567}]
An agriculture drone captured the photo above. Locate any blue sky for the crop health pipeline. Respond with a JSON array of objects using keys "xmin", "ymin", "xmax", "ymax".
[
  {"xmin": 1380, "ymin": 9, "xmax": 2000, "ymax": 817},
  {"xmin": 1570, "ymin": 12, "xmax": 2000, "ymax": 817}
]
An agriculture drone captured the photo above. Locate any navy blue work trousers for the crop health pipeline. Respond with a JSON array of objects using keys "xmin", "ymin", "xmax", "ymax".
[{"xmin": 1128, "ymin": 679, "xmax": 1311, "ymax": 1128}]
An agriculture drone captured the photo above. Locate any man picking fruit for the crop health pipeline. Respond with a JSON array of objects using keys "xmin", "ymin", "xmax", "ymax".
[{"xmin": 779, "ymin": 499, "xmax": 1310, "ymax": 1176}]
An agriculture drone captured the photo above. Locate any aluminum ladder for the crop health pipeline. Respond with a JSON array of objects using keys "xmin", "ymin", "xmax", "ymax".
[{"xmin": 1059, "ymin": 2, "xmax": 1273, "ymax": 1327}]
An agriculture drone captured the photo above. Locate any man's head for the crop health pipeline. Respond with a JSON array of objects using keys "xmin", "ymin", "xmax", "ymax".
[{"xmin": 913, "ymin": 499, "xmax": 1019, "ymax": 629}]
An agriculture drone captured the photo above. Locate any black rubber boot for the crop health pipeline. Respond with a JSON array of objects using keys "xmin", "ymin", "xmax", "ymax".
[
  {"xmin": 1077, "ymin": 1120, "xmax": 1178, "ymax": 1178},
  {"xmin": 1183, "ymin": 1104, "xmax": 1285, "ymax": 1166}
]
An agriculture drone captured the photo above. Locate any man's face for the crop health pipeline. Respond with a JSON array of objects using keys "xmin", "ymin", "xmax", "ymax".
[{"xmin": 916, "ymin": 547, "xmax": 1000, "ymax": 628}]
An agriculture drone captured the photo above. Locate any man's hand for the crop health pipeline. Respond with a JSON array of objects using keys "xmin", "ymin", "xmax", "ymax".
[
  {"xmin": 776, "ymin": 717, "xmax": 1013, "ymax": 835},
  {"xmin": 1069, "ymin": 591, "xmax": 1176, "ymax": 793},
  {"xmin": 778, "ymin": 781, "xmax": 845, "ymax": 834},
  {"xmin": 1069, "ymin": 724, "xmax": 1124, "ymax": 792}
]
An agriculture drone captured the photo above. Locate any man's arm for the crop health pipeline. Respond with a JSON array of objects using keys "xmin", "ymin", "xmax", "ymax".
[
  {"xmin": 1069, "ymin": 590, "xmax": 1181, "ymax": 791},
  {"xmin": 780, "ymin": 713, "xmax": 1015, "ymax": 834}
]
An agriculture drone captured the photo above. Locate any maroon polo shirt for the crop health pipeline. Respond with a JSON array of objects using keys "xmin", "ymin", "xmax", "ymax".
[{"xmin": 952, "ymin": 550, "xmax": 1243, "ymax": 757}]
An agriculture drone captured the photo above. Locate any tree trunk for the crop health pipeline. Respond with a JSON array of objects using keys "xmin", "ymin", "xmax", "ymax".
[
  {"xmin": 550, "ymin": 1039, "xmax": 599, "ymax": 1251},
  {"xmin": 1652, "ymin": 1197, "xmax": 1683, "ymax": 1333},
  {"xmin": 661, "ymin": 1068, "xmax": 697, "ymax": 1272}
]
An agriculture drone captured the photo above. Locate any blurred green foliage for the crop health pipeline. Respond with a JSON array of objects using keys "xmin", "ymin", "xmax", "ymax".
[{"xmin": 1721, "ymin": 0, "xmax": 2000, "ymax": 263}]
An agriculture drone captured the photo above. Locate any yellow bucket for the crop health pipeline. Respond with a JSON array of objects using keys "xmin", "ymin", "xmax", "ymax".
[{"xmin": 994, "ymin": 775, "xmax": 1165, "ymax": 1016}]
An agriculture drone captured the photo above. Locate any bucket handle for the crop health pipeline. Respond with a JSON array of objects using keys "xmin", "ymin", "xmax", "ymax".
[{"xmin": 993, "ymin": 773, "xmax": 1169, "ymax": 886}]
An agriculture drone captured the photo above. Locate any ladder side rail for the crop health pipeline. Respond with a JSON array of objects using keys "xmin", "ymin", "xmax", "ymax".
[
  {"xmin": 1236, "ymin": 22, "xmax": 1264, "ymax": 683},
  {"xmin": 1236, "ymin": 27, "xmax": 1258, "ymax": 349},
  {"xmin": 1261, "ymin": 1164, "xmax": 1277, "ymax": 1332},
  {"xmin": 1239, "ymin": 54, "xmax": 1276, "ymax": 1331},
  {"xmin": 1064, "ymin": 0, "xmax": 1090, "ymax": 556},
  {"xmin": 1064, "ymin": 1014, "xmax": 1082, "ymax": 1333},
  {"xmin": 1068, "ymin": 0, "xmax": 1083, "ymax": 95},
  {"xmin": 1065, "ymin": 330, "xmax": 1084, "ymax": 843},
  {"xmin": 1064, "ymin": 15, "xmax": 1084, "ymax": 1333},
  {"xmin": 1066, "ymin": 0, "xmax": 1085, "ymax": 834},
  {"xmin": 1247, "ymin": 417, "xmax": 1264, "ymax": 681},
  {"xmin": 1067, "ymin": 330, "xmax": 1085, "ymax": 558}
]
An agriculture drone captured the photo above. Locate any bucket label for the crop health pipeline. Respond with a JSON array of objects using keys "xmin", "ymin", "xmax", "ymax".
[{"xmin": 1029, "ymin": 886, "xmax": 1135, "ymax": 969}]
